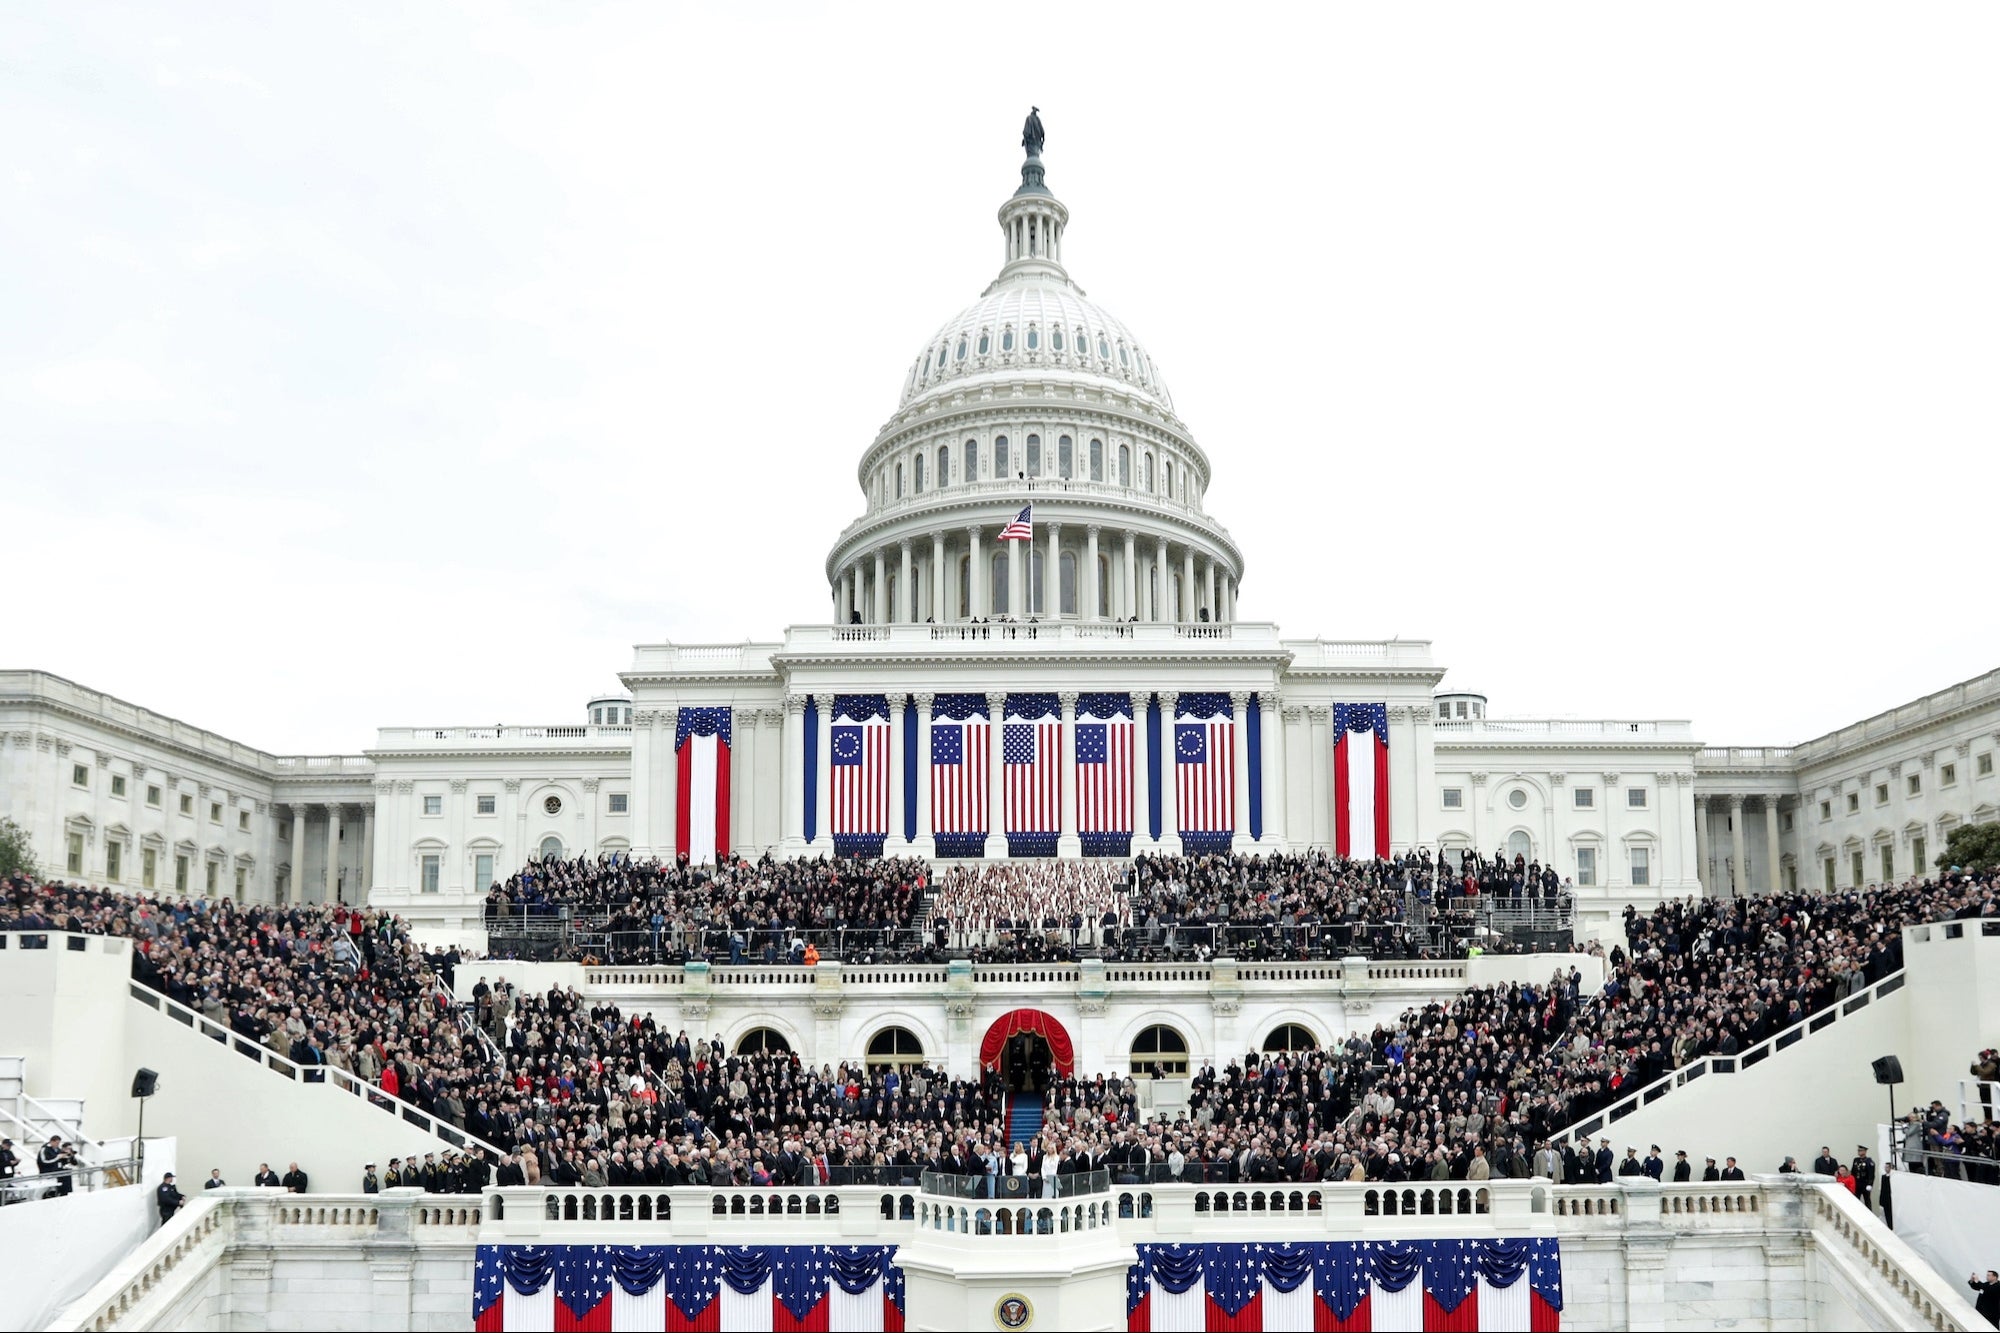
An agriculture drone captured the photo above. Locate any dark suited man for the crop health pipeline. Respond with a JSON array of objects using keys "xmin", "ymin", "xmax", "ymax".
[
  {"xmin": 253, "ymin": 1163, "xmax": 281, "ymax": 1188},
  {"xmin": 1720, "ymin": 1157, "xmax": 1746, "ymax": 1182},
  {"xmin": 281, "ymin": 1161, "xmax": 309, "ymax": 1193},
  {"xmin": 1702, "ymin": 1157, "xmax": 1720, "ymax": 1182},
  {"xmin": 156, "ymin": 1172, "xmax": 185, "ymax": 1224},
  {"xmin": 1594, "ymin": 1138, "xmax": 1615, "ymax": 1184},
  {"xmin": 1812, "ymin": 1146, "xmax": 1841, "ymax": 1176},
  {"xmin": 1968, "ymin": 1270, "xmax": 2000, "ymax": 1327},
  {"xmin": 1851, "ymin": 1147, "xmax": 1877, "ymax": 1209}
]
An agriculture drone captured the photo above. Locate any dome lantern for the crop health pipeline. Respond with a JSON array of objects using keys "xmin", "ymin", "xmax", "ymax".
[{"xmin": 992, "ymin": 107, "xmax": 1072, "ymax": 290}]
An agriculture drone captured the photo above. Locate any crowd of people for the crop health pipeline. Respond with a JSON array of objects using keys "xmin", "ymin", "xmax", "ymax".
[{"xmin": 6, "ymin": 860, "xmax": 1996, "ymax": 1208}]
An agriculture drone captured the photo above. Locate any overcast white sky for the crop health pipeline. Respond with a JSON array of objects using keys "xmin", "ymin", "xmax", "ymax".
[{"xmin": 5, "ymin": 4, "xmax": 1995, "ymax": 757}]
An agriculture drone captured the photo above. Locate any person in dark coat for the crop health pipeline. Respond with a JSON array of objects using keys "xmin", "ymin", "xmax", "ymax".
[
  {"xmin": 1701, "ymin": 1157, "xmax": 1720, "ymax": 1182},
  {"xmin": 253, "ymin": 1163, "xmax": 281, "ymax": 1188},
  {"xmin": 1968, "ymin": 1270, "xmax": 2000, "ymax": 1328},
  {"xmin": 1851, "ymin": 1146, "xmax": 1877, "ymax": 1209},
  {"xmin": 1672, "ymin": 1151, "xmax": 1691, "ymax": 1182},
  {"xmin": 156, "ymin": 1172, "xmax": 184, "ymax": 1224},
  {"xmin": 281, "ymin": 1162, "xmax": 309, "ymax": 1193},
  {"xmin": 1594, "ymin": 1138, "xmax": 1615, "ymax": 1184},
  {"xmin": 1720, "ymin": 1157, "xmax": 1746, "ymax": 1182}
]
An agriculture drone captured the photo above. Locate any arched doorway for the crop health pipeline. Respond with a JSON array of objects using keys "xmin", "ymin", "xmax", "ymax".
[{"xmin": 978, "ymin": 1010, "xmax": 1074, "ymax": 1094}]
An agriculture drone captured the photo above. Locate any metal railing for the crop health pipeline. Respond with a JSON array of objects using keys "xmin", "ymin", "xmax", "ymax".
[
  {"xmin": 0, "ymin": 1156, "xmax": 141, "ymax": 1206},
  {"xmin": 1898, "ymin": 1149, "xmax": 2000, "ymax": 1184},
  {"xmin": 1560, "ymin": 967, "xmax": 1908, "ymax": 1140},
  {"xmin": 920, "ymin": 1168, "xmax": 1110, "ymax": 1199}
]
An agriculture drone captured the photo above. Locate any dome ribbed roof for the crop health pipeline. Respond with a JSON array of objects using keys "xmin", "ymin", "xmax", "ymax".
[{"xmin": 897, "ymin": 280, "xmax": 1174, "ymax": 417}]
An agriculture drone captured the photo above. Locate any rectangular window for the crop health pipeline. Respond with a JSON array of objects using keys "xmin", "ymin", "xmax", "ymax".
[
  {"xmin": 205, "ymin": 860, "xmax": 218, "ymax": 893},
  {"xmin": 475, "ymin": 852, "xmax": 494, "ymax": 888},
  {"xmin": 1907, "ymin": 774, "xmax": 1921, "ymax": 797},
  {"xmin": 235, "ymin": 867, "xmax": 246, "ymax": 896},
  {"xmin": 180, "ymin": 794, "xmax": 194, "ymax": 816},
  {"xmin": 1574, "ymin": 788, "xmax": 1595, "ymax": 810},
  {"xmin": 421, "ymin": 855, "xmax": 440, "ymax": 893},
  {"xmin": 1629, "ymin": 847, "xmax": 1650, "ymax": 886},
  {"xmin": 1782, "ymin": 812, "xmax": 1794, "ymax": 833},
  {"xmin": 1027, "ymin": 436, "xmax": 1041, "ymax": 475},
  {"xmin": 72, "ymin": 764, "xmax": 89, "ymax": 788},
  {"xmin": 477, "ymin": 794, "xmax": 496, "ymax": 815},
  {"xmin": 1880, "ymin": 846, "xmax": 1894, "ymax": 882},
  {"xmin": 609, "ymin": 793, "xmax": 629, "ymax": 814},
  {"xmin": 67, "ymin": 832, "xmax": 84, "ymax": 875},
  {"xmin": 1912, "ymin": 835, "xmax": 1927, "ymax": 874},
  {"xmin": 1873, "ymin": 783, "xmax": 1888, "ymax": 806},
  {"xmin": 147, "ymin": 785, "xmax": 161, "ymax": 807},
  {"xmin": 1626, "ymin": 787, "xmax": 1647, "ymax": 809},
  {"xmin": 1441, "ymin": 788, "xmax": 1463, "ymax": 810},
  {"xmin": 1979, "ymin": 753, "xmax": 1994, "ymax": 777},
  {"xmin": 142, "ymin": 847, "xmax": 157, "ymax": 889},
  {"xmin": 1819, "ymin": 800, "xmax": 1831, "ymax": 821},
  {"xmin": 1851, "ymin": 850, "xmax": 1865, "ymax": 886},
  {"xmin": 1846, "ymin": 792, "xmax": 1859, "ymax": 814},
  {"xmin": 106, "ymin": 841, "xmax": 122, "ymax": 880},
  {"xmin": 209, "ymin": 802, "xmax": 222, "ymax": 824},
  {"xmin": 1785, "ymin": 863, "xmax": 1798, "ymax": 892},
  {"xmin": 1824, "ymin": 858, "xmax": 1836, "ymax": 891},
  {"xmin": 1942, "ymin": 763, "xmax": 1957, "ymax": 787},
  {"xmin": 238, "ymin": 811, "xmax": 250, "ymax": 832},
  {"xmin": 423, "ymin": 795, "xmax": 443, "ymax": 816},
  {"xmin": 111, "ymin": 774, "xmax": 127, "ymax": 798},
  {"xmin": 1089, "ymin": 439, "xmax": 1103, "ymax": 481},
  {"xmin": 174, "ymin": 855, "xmax": 189, "ymax": 894},
  {"xmin": 1575, "ymin": 847, "xmax": 1597, "ymax": 887}
]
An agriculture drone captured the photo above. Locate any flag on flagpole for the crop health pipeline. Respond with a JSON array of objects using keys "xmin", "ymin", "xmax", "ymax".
[
  {"xmin": 1333, "ymin": 703, "xmax": 1390, "ymax": 859},
  {"xmin": 1173, "ymin": 692, "xmax": 1234, "ymax": 852},
  {"xmin": 927, "ymin": 693, "xmax": 990, "ymax": 858},
  {"xmin": 1075, "ymin": 692, "xmax": 1133, "ymax": 857},
  {"xmin": 675, "ymin": 707, "xmax": 732, "ymax": 864},
  {"xmin": 998, "ymin": 505, "xmax": 1033, "ymax": 541},
  {"xmin": 830, "ymin": 695, "xmax": 891, "ymax": 858},
  {"xmin": 1003, "ymin": 692, "xmax": 1060, "ymax": 857}
]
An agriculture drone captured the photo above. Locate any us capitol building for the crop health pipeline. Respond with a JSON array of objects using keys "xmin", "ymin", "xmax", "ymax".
[{"xmin": 5, "ymin": 118, "xmax": 1997, "ymax": 946}]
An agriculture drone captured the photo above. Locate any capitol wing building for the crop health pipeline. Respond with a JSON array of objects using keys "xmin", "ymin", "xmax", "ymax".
[{"xmin": 6, "ymin": 128, "xmax": 2000, "ymax": 951}]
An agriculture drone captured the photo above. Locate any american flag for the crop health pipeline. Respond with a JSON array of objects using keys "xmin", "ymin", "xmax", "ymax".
[
  {"xmin": 929, "ymin": 694, "xmax": 989, "ymax": 844},
  {"xmin": 1174, "ymin": 693, "xmax": 1234, "ymax": 842},
  {"xmin": 1076, "ymin": 692, "xmax": 1132, "ymax": 847},
  {"xmin": 830, "ymin": 694, "xmax": 890, "ymax": 848},
  {"xmin": 999, "ymin": 505, "xmax": 1033, "ymax": 541},
  {"xmin": 1004, "ymin": 693, "xmax": 1061, "ymax": 839}
]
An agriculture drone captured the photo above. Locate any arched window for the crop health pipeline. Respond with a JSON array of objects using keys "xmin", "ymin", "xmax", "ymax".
[
  {"xmin": 1119, "ymin": 444, "xmax": 1131, "ymax": 486},
  {"xmin": 964, "ymin": 440, "xmax": 976, "ymax": 482},
  {"xmin": 895, "ymin": 463, "xmax": 904, "ymax": 499},
  {"xmin": 1099, "ymin": 335, "xmax": 1111, "ymax": 360},
  {"xmin": 1097, "ymin": 554, "xmax": 1112, "ymax": 617},
  {"xmin": 955, "ymin": 338, "xmax": 967, "ymax": 362},
  {"xmin": 1118, "ymin": 343, "xmax": 1129, "ymax": 367},
  {"xmin": 991, "ymin": 553, "xmax": 1009, "ymax": 615},
  {"xmin": 994, "ymin": 436, "xmax": 1009, "ymax": 477},
  {"xmin": 1144, "ymin": 454, "xmax": 1155, "ymax": 491},
  {"xmin": 539, "ymin": 835, "xmax": 564, "ymax": 860},
  {"xmin": 1001, "ymin": 327, "xmax": 1014, "ymax": 352},
  {"xmin": 1059, "ymin": 551, "xmax": 1077, "ymax": 616},
  {"xmin": 1263, "ymin": 1024, "xmax": 1318, "ymax": 1055},
  {"xmin": 736, "ymin": 1027, "xmax": 791, "ymax": 1055},
  {"xmin": 1026, "ymin": 434, "xmax": 1041, "ymax": 477},
  {"xmin": 936, "ymin": 345, "xmax": 947, "ymax": 369},
  {"xmin": 1058, "ymin": 435, "xmax": 1073, "ymax": 479},
  {"xmin": 1130, "ymin": 1025, "xmax": 1189, "ymax": 1077},
  {"xmin": 1075, "ymin": 327, "xmax": 1087, "ymax": 356},
  {"xmin": 1163, "ymin": 460, "xmax": 1173, "ymax": 496},
  {"xmin": 1089, "ymin": 439, "xmax": 1103, "ymax": 481},
  {"xmin": 938, "ymin": 444, "xmax": 950, "ymax": 486},
  {"xmin": 1030, "ymin": 548, "xmax": 1046, "ymax": 615},
  {"xmin": 914, "ymin": 453, "xmax": 925, "ymax": 493},
  {"xmin": 1050, "ymin": 327, "xmax": 1064, "ymax": 351},
  {"xmin": 1506, "ymin": 830, "xmax": 1534, "ymax": 862},
  {"xmin": 958, "ymin": 555, "xmax": 970, "ymax": 616},
  {"xmin": 978, "ymin": 331, "xmax": 990, "ymax": 355},
  {"xmin": 866, "ymin": 1026, "xmax": 924, "ymax": 1070},
  {"xmin": 1026, "ymin": 325, "xmax": 1039, "ymax": 351}
]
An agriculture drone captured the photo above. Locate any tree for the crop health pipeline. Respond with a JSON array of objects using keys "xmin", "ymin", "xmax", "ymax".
[
  {"xmin": 1936, "ymin": 821, "xmax": 2000, "ymax": 873},
  {"xmin": 0, "ymin": 817, "xmax": 36, "ymax": 880}
]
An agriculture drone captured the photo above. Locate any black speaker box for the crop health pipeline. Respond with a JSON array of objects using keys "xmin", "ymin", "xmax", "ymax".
[
  {"xmin": 1871, "ymin": 1055, "xmax": 1903, "ymax": 1085},
  {"xmin": 131, "ymin": 1067, "xmax": 159, "ymax": 1098}
]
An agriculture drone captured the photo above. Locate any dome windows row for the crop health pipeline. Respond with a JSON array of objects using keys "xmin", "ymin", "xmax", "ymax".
[
  {"xmin": 903, "ymin": 321, "xmax": 1156, "ymax": 402},
  {"xmin": 876, "ymin": 431, "xmax": 1196, "ymax": 508}
]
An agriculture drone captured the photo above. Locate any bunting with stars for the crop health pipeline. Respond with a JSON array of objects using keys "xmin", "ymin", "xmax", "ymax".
[
  {"xmin": 474, "ymin": 1244, "xmax": 905, "ymax": 1332},
  {"xmin": 1124, "ymin": 1239, "xmax": 1561, "ymax": 1332},
  {"xmin": 676, "ymin": 707, "xmax": 733, "ymax": 864}
]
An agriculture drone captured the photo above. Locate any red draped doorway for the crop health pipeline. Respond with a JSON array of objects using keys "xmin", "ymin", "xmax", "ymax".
[{"xmin": 979, "ymin": 1009, "xmax": 1074, "ymax": 1093}]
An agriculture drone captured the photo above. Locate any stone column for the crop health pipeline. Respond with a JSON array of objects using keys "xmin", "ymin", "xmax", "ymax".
[
  {"xmin": 1763, "ymin": 798, "xmax": 1783, "ymax": 895},
  {"xmin": 1728, "ymin": 794, "xmax": 1748, "ymax": 897},
  {"xmin": 813, "ymin": 695, "xmax": 833, "ymax": 851},
  {"xmin": 1045, "ymin": 520, "xmax": 1061, "ymax": 618},
  {"xmin": 1281, "ymin": 708, "xmax": 1306, "ymax": 852},
  {"xmin": 1158, "ymin": 690, "xmax": 1183, "ymax": 855},
  {"xmin": 1204, "ymin": 559, "xmax": 1218, "ymax": 622},
  {"xmin": 886, "ymin": 692, "xmax": 909, "ymax": 854},
  {"xmin": 1182, "ymin": 548, "xmax": 1196, "ymax": 622},
  {"xmin": 325, "ymin": 804, "xmax": 343, "ymax": 904},
  {"xmin": 1229, "ymin": 691, "xmax": 1252, "ymax": 852},
  {"xmin": 930, "ymin": 533, "xmax": 946, "ymax": 621},
  {"xmin": 630, "ymin": 711, "xmax": 655, "ymax": 856},
  {"xmin": 734, "ymin": 711, "xmax": 757, "ymax": 858},
  {"xmin": 1693, "ymin": 795, "xmax": 1710, "ymax": 896},
  {"xmin": 1007, "ymin": 534, "xmax": 1022, "ymax": 617},
  {"xmin": 1156, "ymin": 535, "xmax": 1171, "ymax": 621},
  {"xmin": 898, "ymin": 540, "xmax": 913, "ymax": 624},
  {"xmin": 360, "ymin": 805, "xmax": 375, "ymax": 897},
  {"xmin": 913, "ymin": 693, "xmax": 936, "ymax": 857},
  {"xmin": 986, "ymin": 691, "xmax": 1007, "ymax": 856},
  {"xmin": 1260, "ymin": 693, "xmax": 1285, "ymax": 847},
  {"xmin": 781, "ymin": 696, "xmax": 806, "ymax": 853},
  {"xmin": 1084, "ymin": 525, "xmax": 1100, "ymax": 622},
  {"xmin": 1307, "ymin": 707, "xmax": 1332, "ymax": 849},
  {"xmin": 966, "ymin": 526, "xmax": 984, "ymax": 618},
  {"xmin": 1131, "ymin": 691, "xmax": 1153, "ymax": 851},
  {"xmin": 659, "ymin": 707, "xmax": 680, "ymax": 860},
  {"xmin": 288, "ymin": 805, "xmax": 306, "ymax": 903},
  {"xmin": 1058, "ymin": 691, "xmax": 1081, "ymax": 858},
  {"xmin": 873, "ymin": 548, "xmax": 888, "ymax": 625},
  {"xmin": 1122, "ymin": 530, "xmax": 1138, "ymax": 621}
]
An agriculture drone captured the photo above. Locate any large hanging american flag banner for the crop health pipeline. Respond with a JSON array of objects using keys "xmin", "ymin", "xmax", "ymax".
[
  {"xmin": 929, "ymin": 693, "xmax": 990, "ymax": 858},
  {"xmin": 675, "ymin": 707, "xmax": 732, "ymax": 864},
  {"xmin": 1174, "ymin": 692, "xmax": 1235, "ymax": 853},
  {"xmin": 830, "ymin": 694, "xmax": 891, "ymax": 858},
  {"xmin": 1004, "ymin": 691, "xmax": 1062, "ymax": 857},
  {"xmin": 473, "ymin": 1243, "xmax": 906, "ymax": 1332},
  {"xmin": 1076, "ymin": 691, "xmax": 1133, "ymax": 856},
  {"xmin": 1126, "ymin": 1239, "xmax": 1562, "ymax": 1332},
  {"xmin": 1334, "ymin": 702, "xmax": 1390, "ymax": 860}
]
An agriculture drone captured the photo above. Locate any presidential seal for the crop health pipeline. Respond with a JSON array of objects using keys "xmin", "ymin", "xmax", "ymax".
[{"xmin": 994, "ymin": 1292, "xmax": 1034, "ymax": 1329}]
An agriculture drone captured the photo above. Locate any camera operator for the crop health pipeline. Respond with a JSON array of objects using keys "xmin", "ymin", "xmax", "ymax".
[{"xmin": 37, "ymin": 1135, "xmax": 78, "ymax": 1197}]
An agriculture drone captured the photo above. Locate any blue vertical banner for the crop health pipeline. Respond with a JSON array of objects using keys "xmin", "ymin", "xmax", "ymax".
[
  {"xmin": 1146, "ymin": 692, "xmax": 1162, "ymax": 841},
  {"xmin": 903, "ymin": 696, "xmax": 918, "ymax": 844},
  {"xmin": 803, "ymin": 696, "xmax": 819, "ymax": 845},
  {"xmin": 1248, "ymin": 692, "xmax": 1263, "ymax": 842}
]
